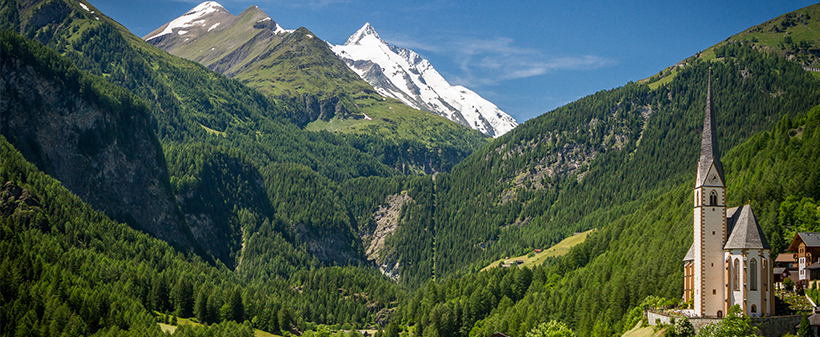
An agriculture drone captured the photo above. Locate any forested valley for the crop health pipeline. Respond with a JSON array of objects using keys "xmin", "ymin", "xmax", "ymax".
[{"xmin": 2, "ymin": 1, "xmax": 820, "ymax": 337}]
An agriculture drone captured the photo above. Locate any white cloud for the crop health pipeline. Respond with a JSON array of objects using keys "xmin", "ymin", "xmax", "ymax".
[
  {"xmin": 388, "ymin": 35, "xmax": 615, "ymax": 87},
  {"xmin": 172, "ymin": 0, "xmax": 350, "ymax": 10}
]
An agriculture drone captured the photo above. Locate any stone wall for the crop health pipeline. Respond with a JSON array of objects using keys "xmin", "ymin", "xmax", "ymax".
[
  {"xmin": 749, "ymin": 316, "xmax": 802, "ymax": 337},
  {"xmin": 646, "ymin": 310, "xmax": 802, "ymax": 337}
]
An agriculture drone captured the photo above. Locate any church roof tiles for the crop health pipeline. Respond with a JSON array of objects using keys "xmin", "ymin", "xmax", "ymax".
[
  {"xmin": 724, "ymin": 205, "xmax": 770, "ymax": 250},
  {"xmin": 683, "ymin": 244, "xmax": 695, "ymax": 262}
]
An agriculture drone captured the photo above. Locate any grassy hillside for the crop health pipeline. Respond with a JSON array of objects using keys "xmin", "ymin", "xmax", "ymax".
[
  {"xmin": 481, "ymin": 229, "xmax": 594, "ymax": 272},
  {"xmin": 643, "ymin": 3, "xmax": 820, "ymax": 88}
]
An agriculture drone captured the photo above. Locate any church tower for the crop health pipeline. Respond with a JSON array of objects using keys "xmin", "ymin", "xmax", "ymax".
[{"xmin": 693, "ymin": 68, "xmax": 727, "ymax": 318}]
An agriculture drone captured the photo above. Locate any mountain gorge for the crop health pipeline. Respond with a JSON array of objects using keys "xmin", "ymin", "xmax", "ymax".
[{"xmin": 2, "ymin": 0, "xmax": 820, "ymax": 337}]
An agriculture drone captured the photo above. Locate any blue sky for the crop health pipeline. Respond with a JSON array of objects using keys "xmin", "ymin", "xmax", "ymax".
[{"xmin": 92, "ymin": 0, "xmax": 817, "ymax": 122}]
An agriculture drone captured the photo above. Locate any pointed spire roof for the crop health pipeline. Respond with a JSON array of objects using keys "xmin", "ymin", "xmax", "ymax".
[
  {"xmin": 696, "ymin": 68, "xmax": 725, "ymax": 187},
  {"xmin": 724, "ymin": 205, "xmax": 770, "ymax": 250}
]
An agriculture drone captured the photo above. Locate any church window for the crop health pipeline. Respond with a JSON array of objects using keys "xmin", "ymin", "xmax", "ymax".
[
  {"xmin": 733, "ymin": 258, "xmax": 740, "ymax": 291},
  {"xmin": 750, "ymin": 259, "xmax": 757, "ymax": 291},
  {"xmin": 717, "ymin": 310, "xmax": 723, "ymax": 318},
  {"xmin": 751, "ymin": 305, "xmax": 757, "ymax": 313},
  {"xmin": 763, "ymin": 259, "xmax": 768, "ymax": 289},
  {"xmin": 710, "ymin": 190, "xmax": 718, "ymax": 206},
  {"xmin": 712, "ymin": 289, "xmax": 716, "ymax": 295}
]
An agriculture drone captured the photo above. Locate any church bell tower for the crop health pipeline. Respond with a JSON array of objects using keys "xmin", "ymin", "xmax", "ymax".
[{"xmin": 693, "ymin": 68, "xmax": 727, "ymax": 318}]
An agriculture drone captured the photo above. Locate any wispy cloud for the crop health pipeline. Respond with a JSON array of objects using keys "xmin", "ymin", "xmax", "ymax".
[
  {"xmin": 388, "ymin": 35, "xmax": 615, "ymax": 87},
  {"xmin": 171, "ymin": 0, "xmax": 351, "ymax": 10}
]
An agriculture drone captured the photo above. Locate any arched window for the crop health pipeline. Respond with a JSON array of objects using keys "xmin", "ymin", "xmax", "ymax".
[
  {"xmin": 763, "ymin": 259, "xmax": 768, "ymax": 290},
  {"xmin": 750, "ymin": 258, "xmax": 757, "ymax": 291},
  {"xmin": 717, "ymin": 310, "xmax": 723, "ymax": 318},
  {"xmin": 710, "ymin": 190, "xmax": 718, "ymax": 206},
  {"xmin": 751, "ymin": 304, "xmax": 757, "ymax": 313},
  {"xmin": 734, "ymin": 258, "xmax": 740, "ymax": 291}
]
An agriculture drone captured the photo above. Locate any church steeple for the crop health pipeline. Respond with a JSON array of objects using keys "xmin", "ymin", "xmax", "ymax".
[{"xmin": 696, "ymin": 68, "xmax": 725, "ymax": 187}]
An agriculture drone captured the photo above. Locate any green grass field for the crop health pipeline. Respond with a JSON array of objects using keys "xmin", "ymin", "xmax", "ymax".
[
  {"xmin": 621, "ymin": 324, "xmax": 666, "ymax": 337},
  {"xmin": 155, "ymin": 313, "xmax": 282, "ymax": 337},
  {"xmin": 481, "ymin": 229, "xmax": 594, "ymax": 271}
]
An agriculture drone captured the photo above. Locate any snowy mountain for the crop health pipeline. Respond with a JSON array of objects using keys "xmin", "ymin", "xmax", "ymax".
[{"xmin": 331, "ymin": 23, "xmax": 518, "ymax": 138}]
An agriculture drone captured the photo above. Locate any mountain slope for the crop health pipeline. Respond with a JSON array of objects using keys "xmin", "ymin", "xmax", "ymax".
[
  {"xmin": 331, "ymin": 23, "xmax": 518, "ymax": 138},
  {"xmin": 0, "ymin": 132, "xmax": 404, "ymax": 337},
  {"xmin": 0, "ymin": 28, "xmax": 201, "ymax": 253},
  {"xmin": 1, "ymin": 0, "xmax": 403, "ymax": 268},
  {"xmin": 427, "ymin": 41, "xmax": 820, "ymax": 280}
]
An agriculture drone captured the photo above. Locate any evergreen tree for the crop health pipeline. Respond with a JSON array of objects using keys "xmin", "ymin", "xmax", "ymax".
[
  {"xmin": 195, "ymin": 287, "xmax": 210, "ymax": 323},
  {"xmin": 173, "ymin": 278, "xmax": 195, "ymax": 318},
  {"xmin": 525, "ymin": 321, "xmax": 574, "ymax": 337},
  {"xmin": 799, "ymin": 315, "xmax": 811, "ymax": 337}
]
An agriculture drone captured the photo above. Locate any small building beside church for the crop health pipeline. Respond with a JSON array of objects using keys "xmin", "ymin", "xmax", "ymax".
[
  {"xmin": 787, "ymin": 232, "xmax": 820, "ymax": 284},
  {"xmin": 682, "ymin": 69, "xmax": 775, "ymax": 318}
]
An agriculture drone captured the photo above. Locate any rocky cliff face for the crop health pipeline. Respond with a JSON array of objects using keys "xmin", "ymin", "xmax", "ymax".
[
  {"xmin": 0, "ymin": 49, "xmax": 196, "ymax": 250},
  {"xmin": 360, "ymin": 191, "xmax": 413, "ymax": 281}
]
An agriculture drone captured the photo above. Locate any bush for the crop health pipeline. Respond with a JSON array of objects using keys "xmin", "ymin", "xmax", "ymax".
[
  {"xmin": 672, "ymin": 318, "xmax": 694, "ymax": 337},
  {"xmin": 785, "ymin": 277, "xmax": 795, "ymax": 292}
]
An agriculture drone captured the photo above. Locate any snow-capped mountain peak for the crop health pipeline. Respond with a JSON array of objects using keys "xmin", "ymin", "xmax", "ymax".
[
  {"xmin": 344, "ymin": 22, "xmax": 387, "ymax": 46},
  {"xmin": 187, "ymin": 1, "xmax": 225, "ymax": 16},
  {"xmin": 331, "ymin": 23, "xmax": 518, "ymax": 137}
]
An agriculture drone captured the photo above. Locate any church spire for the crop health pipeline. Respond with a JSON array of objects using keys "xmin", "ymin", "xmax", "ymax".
[{"xmin": 696, "ymin": 67, "xmax": 725, "ymax": 187}]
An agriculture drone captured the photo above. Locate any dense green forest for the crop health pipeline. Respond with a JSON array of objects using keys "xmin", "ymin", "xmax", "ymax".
[
  {"xmin": 396, "ymin": 104, "xmax": 820, "ymax": 337},
  {"xmin": 421, "ymin": 41, "xmax": 820, "ymax": 280},
  {"xmin": 3, "ymin": 0, "xmax": 820, "ymax": 336},
  {"xmin": 0, "ymin": 134, "xmax": 406, "ymax": 336}
]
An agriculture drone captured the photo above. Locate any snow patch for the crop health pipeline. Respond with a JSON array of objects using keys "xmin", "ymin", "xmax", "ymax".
[
  {"xmin": 78, "ymin": 2, "xmax": 89, "ymax": 11},
  {"xmin": 273, "ymin": 23, "xmax": 293, "ymax": 35},
  {"xmin": 208, "ymin": 22, "xmax": 220, "ymax": 32},
  {"xmin": 178, "ymin": 30, "xmax": 188, "ymax": 35},
  {"xmin": 145, "ymin": 1, "xmax": 226, "ymax": 41},
  {"xmin": 258, "ymin": 17, "xmax": 271, "ymax": 22}
]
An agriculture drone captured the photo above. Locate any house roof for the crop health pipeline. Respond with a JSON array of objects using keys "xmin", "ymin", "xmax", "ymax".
[
  {"xmin": 788, "ymin": 232, "xmax": 820, "ymax": 252},
  {"xmin": 696, "ymin": 69, "xmax": 725, "ymax": 188},
  {"xmin": 683, "ymin": 244, "xmax": 695, "ymax": 262},
  {"xmin": 807, "ymin": 261, "xmax": 820, "ymax": 270},
  {"xmin": 775, "ymin": 254, "xmax": 796, "ymax": 263},
  {"xmin": 724, "ymin": 205, "xmax": 770, "ymax": 250},
  {"xmin": 773, "ymin": 267, "xmax": 789, "ymax": 275}
]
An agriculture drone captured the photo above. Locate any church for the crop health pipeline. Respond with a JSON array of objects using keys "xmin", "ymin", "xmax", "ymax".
[{"xmin": 682, "ymin": 69, "xmax": 775, "ymax": 318}]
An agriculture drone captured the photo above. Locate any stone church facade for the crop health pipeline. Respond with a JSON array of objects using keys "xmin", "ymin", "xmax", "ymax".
[{"xmin": 682, "ymin": 69, "xmax": 775, "ymax": 318}]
